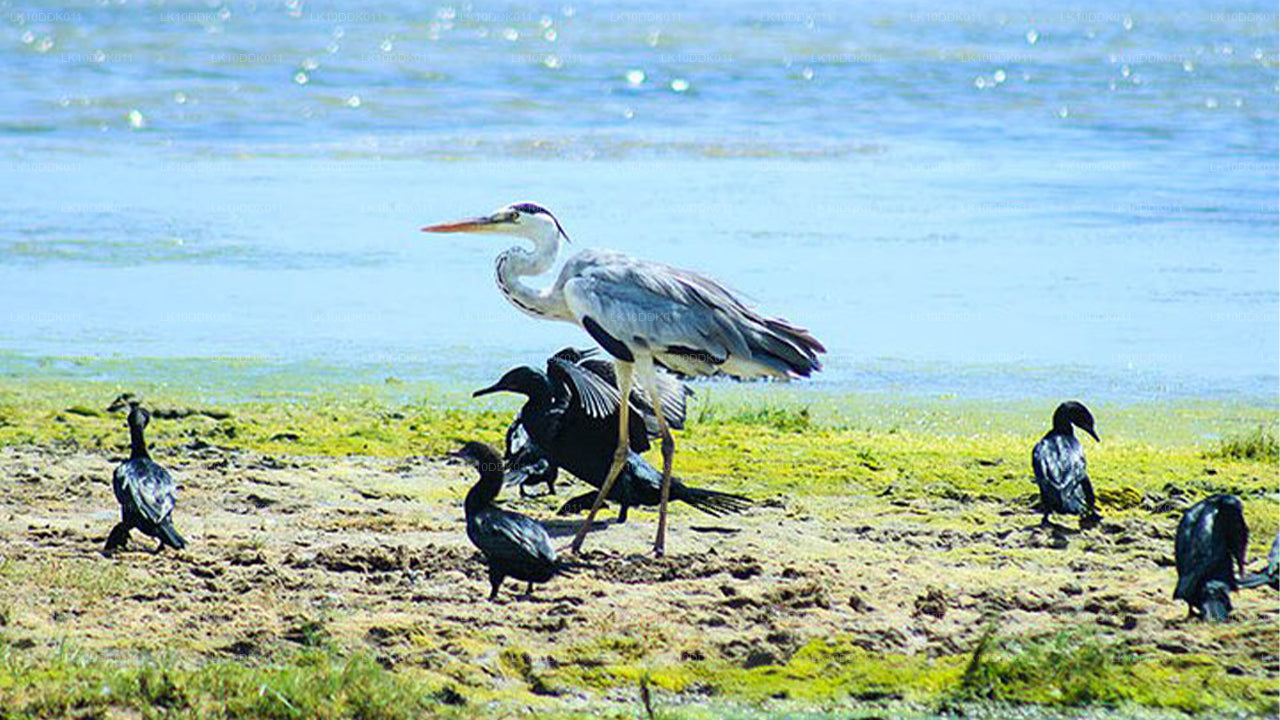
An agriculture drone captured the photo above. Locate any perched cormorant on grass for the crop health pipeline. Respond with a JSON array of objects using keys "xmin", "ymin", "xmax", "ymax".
[
  {"xmin": 475, "ymin": 348, "xmax": 751, "ymax": 522},
  {"xmin": 452, "ymin": 441, "xmax": 578, "ymax": 601},
  {"xmin": 1174, "ymin": 494, "xmax": 1249, "ymax": 621},
  {"xmin": 1239, "ymin": 531, "xmax": 1279, "ymax": 591},
  {"xmin": 1032, "ymin": 401, "xmax": 1101, "ymax": 529},
  {"xmin": 103, "ymin": 394, "xmax": 186, "ymax": 554}
]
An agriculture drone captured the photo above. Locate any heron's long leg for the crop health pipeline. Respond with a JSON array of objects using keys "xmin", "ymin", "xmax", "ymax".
[
  {"xmin": 569, "ymin": 361, "xmax": 633, "ymax": 554},
  {"xmin": 652, "ymin": 405, "xmax": 675, "ymax": 558}
]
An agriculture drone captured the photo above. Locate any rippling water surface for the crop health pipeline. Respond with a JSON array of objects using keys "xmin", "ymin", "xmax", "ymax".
[{"xmin": 1, "ymin": 0, "xmax": 1276, "ymax": 400}]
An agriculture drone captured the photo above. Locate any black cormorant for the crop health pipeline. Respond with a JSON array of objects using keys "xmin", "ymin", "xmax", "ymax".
[
  {"xmin": 1174, "ymin": 494, "xmax": 1248, "ymax": 621},
  {"xmin": 474, "ymin": 348, "xmax": 751, "ymax": 522},
  {"xmin": 1239, "ymin": 531, "xmax": 1279, "ymax": 591},
  {"xmin": 452, "ymin": 441, "xmax": 577, "ymax": 601},
  {"xmin": 104, "ymin": 395, "xmax": 187, "ymax": 554},
  {"xmin": 1032, "ymin": 401, "xmax": 1101, "ymax": 529}
]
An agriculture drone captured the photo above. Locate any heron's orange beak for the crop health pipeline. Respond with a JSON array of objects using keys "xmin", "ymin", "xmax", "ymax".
[{"xmin": 420, "ymin": 215, "xmax": 504, "ymax": 233}]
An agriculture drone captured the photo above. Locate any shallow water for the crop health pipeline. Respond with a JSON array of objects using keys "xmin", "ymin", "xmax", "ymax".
[{"xmin": 1, "ymin": 0, "xmax": 1276, "ymax": 400}]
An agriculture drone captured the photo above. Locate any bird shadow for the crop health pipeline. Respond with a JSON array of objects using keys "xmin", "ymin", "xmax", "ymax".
[{"xmin": 541, "ymin": 518, "xmax": 611, "ymax": 538}]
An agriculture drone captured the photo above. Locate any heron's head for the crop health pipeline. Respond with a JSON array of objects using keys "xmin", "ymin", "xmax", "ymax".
[
  {"xmin": 421, "ymin": 202, "xmax": 569, "ymax": 245},
  {"xmin": 449, "ymin": 441, "xmax": 504, "ymax": 475},
  {"xmin": 473, "ymin": 366, "xmax": 550, "ymax": 399},
  {"xmin": 1053, "ymin": 400, "xmax": 1098, "ymax": 442}
]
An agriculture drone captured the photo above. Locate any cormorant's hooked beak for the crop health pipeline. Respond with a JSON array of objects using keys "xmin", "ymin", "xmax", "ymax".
[
  {"xmin": 421, "ymin": 213, "xmax": 510, "ymax": 234},
  {"xmin": 1085, "ymin": 427, "xmax": 1100, "ymax": 442},
  {"xmin": 472, "ymin": 380, "xmax": 509, "ymax": 398}
]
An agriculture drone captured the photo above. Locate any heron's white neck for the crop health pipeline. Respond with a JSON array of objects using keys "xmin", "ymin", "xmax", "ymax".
[{"xmin": 495, "ymin": 228, "xmax": 571, "ymax": 321}]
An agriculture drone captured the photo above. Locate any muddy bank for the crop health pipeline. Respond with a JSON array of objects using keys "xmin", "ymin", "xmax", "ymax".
[{"xmin": 1, "ymin": 431, "xmax": 1276, "ymax": 717}]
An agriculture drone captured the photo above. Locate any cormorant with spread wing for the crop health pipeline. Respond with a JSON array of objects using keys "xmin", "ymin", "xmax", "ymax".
[{"xmin": 475, "ymin": 348, "xmax": 751, "ymax": 522}]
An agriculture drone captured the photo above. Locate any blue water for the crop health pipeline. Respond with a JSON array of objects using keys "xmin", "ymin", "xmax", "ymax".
[{"xmin": 1, "ymin": 0, "xmax": 1276, "ymax": 400}]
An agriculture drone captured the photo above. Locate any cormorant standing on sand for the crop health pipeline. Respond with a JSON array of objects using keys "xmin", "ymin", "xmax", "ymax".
[
  {"xmin": 1032, "ymin": 401, "xmax": 1101, "ymax": 529},
  {"xmin": 1174, "ymin": 494, "xmax": 1249, "ymax": 621},
  {"xmin": 104, "ymin": 394, "xmax": 187, "ymax": 554},
  {"xmin": 453, "ymin": 441, "xmax": 578, "ymax": 601}
]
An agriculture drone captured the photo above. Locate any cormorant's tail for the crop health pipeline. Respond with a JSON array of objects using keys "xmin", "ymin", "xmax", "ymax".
[
  {"xmin": 157, "ymin": 522, "xmax": 187, "ymax": 550},
  {"xmin": 1238, "ymin": 571, "xmax": 1278, "ymax": 590},
  {"xmin": 672, "ymin": 483, "xmax": 753, "ymax": 517},
  {"xmin": 1201, "ymin": 581, "xmax": 1233, "ymax": 621}
]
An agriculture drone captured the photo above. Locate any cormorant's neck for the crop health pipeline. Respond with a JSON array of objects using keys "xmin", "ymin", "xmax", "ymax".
[
  {"xmin": 464, "ymin": 470, "xmax": 504, "ymax": 516},
  {"xmin": 494, "ymin": 230, "xmax": 571, "ymax": 321},
  {"xmin": 1051, "ymin": 410, "xmax": 1075, "ymax": 435},
  {"xmin": 128, "ymin": 422, "xmax": 149, "ymax": 459}
]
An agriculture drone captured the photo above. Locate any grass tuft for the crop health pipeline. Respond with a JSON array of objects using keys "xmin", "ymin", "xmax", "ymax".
[{"xmin": 1206, "ymin": 425, "xmax": 1280, "ymax": 462}]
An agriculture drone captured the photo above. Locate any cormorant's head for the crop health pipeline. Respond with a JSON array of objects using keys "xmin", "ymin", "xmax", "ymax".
[
  {"xmin": 421, "ymin": 201, "xmax": 569, "ymax": 245},
  {"xmin": 449, "ymin": 441, "xmax": 504, "ymax": 475},
  {"xmin": 107, "ymin": 393, "xmax": 149, "ymax": 430},
  {"xmin": 1053, "ymin": 401, "xmax": 1098, "ymax": 441},
  {"xmin": 473, "ymin": 366, "xmax": 551, "ymax": 399}
]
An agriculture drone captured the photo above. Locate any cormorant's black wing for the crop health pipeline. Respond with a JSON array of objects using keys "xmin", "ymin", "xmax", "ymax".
[
  {"xmin": 1174, "ymin": 501, "xmax": 1219, "ymax": 600},
  {"xmin": 547, "ymin": 355, "xmax": 622, "ymax": 420},
  {"xmin": 114, "ymin": 459, "xmax": 177, "ymax": 526},
  {"xmin": 1031, "ymin": 433, "xmax": 1091, "ymax": 514},
  {"xmin": 547, "ymin": 355, "xmax": 650, "ymax": 452},
  {"xmin": 470, "ymin": 508, "xmax": 557, "ymax": 570}
]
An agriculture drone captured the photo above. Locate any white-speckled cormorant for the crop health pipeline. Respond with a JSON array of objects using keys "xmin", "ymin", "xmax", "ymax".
[
  {"xmin": 475, "ymin": 348, "xmax": 751, "ymax": 522},
  {"xmin": 104, "ymin": 395, "xmax": 187, "ymax": 554},
  {"xmin": 1032, "ymin": 401, "xmax": 1101, "ymax": 529}
]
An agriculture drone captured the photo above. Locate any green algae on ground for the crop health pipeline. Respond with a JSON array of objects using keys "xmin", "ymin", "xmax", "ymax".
[
  {"xmin": 0, "ymin": 380, "xmax": 1277, "ymax": 718},
  {"xmin": 0, "ymin": 644, "xmax": 464, "ymax": 720}
]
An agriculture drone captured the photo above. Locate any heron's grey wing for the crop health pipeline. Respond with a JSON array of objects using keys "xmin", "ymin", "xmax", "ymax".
[
  {"xmin": 473, "ymin": 509, "xmax": 556, "ymax": 567},
  {"xmin": 546, "ymin": 356, "xmax": 622, "ymax": 420},
  {"xmin": 559, "ymin": 250, "xmax": 823, "ymax": 380}
]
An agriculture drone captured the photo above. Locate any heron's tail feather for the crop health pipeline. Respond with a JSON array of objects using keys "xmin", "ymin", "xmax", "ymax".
[
  {"xmin": 748, "ymin": 317, "xmax": 825, "ymax": 378},
  {"xmin": 672, "ymin": 484, "xmax": 753, "ymax": 517},
  {"xmin": 157, "ymin": 522, "xmax": 187, "ymax": 550}
]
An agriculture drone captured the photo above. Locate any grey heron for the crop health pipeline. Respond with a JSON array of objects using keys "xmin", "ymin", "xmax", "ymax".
[{"xmin": 423, "ymin": 202, "xmax": 824, "ymax": 556}]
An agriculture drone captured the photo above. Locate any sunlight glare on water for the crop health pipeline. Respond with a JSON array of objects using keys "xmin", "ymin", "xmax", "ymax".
[{"xmin": 0, "ymin": 0, "xmax": 1275, "ymax": 401}]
